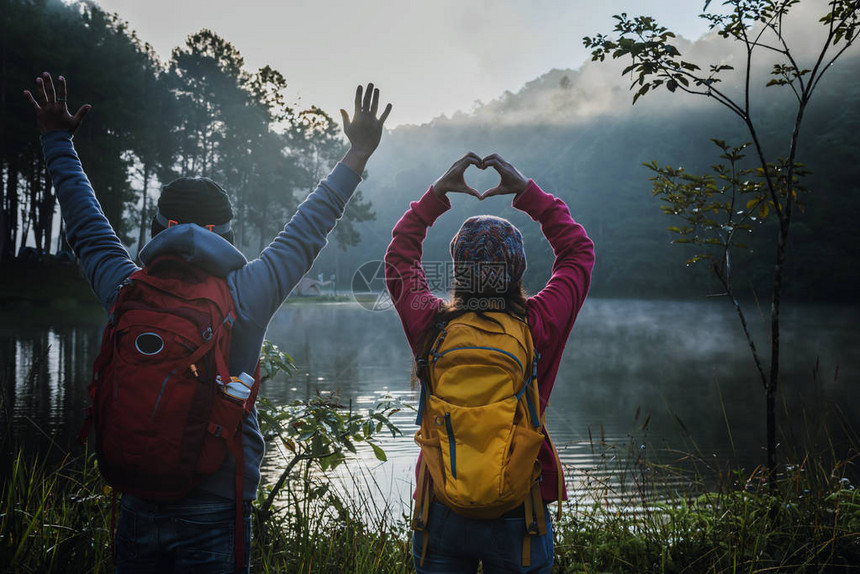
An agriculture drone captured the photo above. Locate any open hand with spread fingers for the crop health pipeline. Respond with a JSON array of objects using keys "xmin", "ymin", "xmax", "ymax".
[
  {"xmin": 432, "ymin": 152, "xmax": 484, "ymax": 200},
  {"xmin": 340, "ymin": 83, "xmax": 392, "ymax": 176},
  {"xmin": 24, "ymin": 72, "xmax": 91, "ymax": 134},
  {"xmin": 480, "ymin": 154, "xmax": 529, "ymax": 198}
]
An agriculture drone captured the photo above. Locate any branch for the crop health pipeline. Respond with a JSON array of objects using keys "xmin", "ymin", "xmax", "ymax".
[
  {"xmin": 773, "ymin": 31, "xmax": 808, "ymax": 96},
  {"xmin": 260, "ymin": 452, "xmax": 310, "ymax": 514},
  {"xmin": 743, "ymin": 34, "xmax": 753, "ymax": 125},
  {"xmin": 804, "ymin": 1, "xmax": 850, "ymax": 98},
  {"xmin": 711, "ymin": 263, "xmax": 768, "ymax": 390},
  {"xmin": 732, "ymin": 26, "xmax": 779, "ymax": 204},
  {"xmin": 745, "ymin": 39, "xmax": 791, "ymax": 55},
  {"xmin": 808, "ymin": 40, "xmax": 855, "ymax": 95},
  {"xmin": 657, "ymin": 63, "xmax": 748, "ymax": 118},
  {"xmin": 741, "ymin": 116, "xmax": 784, "ymax": 221}
]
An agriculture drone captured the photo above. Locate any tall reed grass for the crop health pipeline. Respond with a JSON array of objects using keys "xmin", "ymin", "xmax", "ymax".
[
  {"xmin": 254, "ymin": 458, "xmax": 412, "ymax": 573},
  {"xmin": 0, "ymin": 446, "xmax": 414, "ymax": 573},
  {"xmin": 554, "ymin": 405, "xmax": 860, "ymax": 573},
  {"xmin": 0, "ymin": 450, "xmax": 113, "ymax": 573},
  {"xmin": 1, "ymin": 423, "xmax": 857, "ymax": 572}
]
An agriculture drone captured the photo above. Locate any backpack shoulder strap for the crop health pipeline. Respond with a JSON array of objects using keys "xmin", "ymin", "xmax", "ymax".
[{"xmin": 413, "ymin": 319, "xmax": 448, "ymax": 425}]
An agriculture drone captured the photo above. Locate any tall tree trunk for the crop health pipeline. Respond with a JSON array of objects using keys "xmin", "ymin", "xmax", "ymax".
[
  {"xmin": 0, "ymin": 29, "xmax": 6, "ymax": 266},
  {"xmin": 236, "ymin": 170, "xmax": 246, "ymax": 251},
  {"xmin": 56, "ymin": 218, "xmax": 65, "ymax": 254},
  {"xmin": 4, "ymin": 160, "xmax": 19, "ymax": 262},
  {"xmin": 764, "ymin": 88, "xmax": 805, "ymax": 483},
  {"xmin": 0, "ymin": 162, "xmax": 6, "ymax": 267},
  {"xmin": 20, "ymin": 156, "xmax": 37, "ymax": 257},
  {"xmin": 766, "ymin": 194, "xmax": 791, "ymax": 485},
  {"xmin": 137, "ymin": 162, "xmax": 151, "ymax": 259},
  {"xmin": 33, "ymin": 151, "xmax": 53, "ymax": 254},
  {"xmin": 42, "ymin": 169, "xmax": 55, "ymax": 255}
]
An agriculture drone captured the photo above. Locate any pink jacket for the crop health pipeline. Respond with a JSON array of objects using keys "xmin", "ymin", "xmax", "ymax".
[{"xmin": 384, "ymin": 180, "xmax": 595, "ymax": 501}]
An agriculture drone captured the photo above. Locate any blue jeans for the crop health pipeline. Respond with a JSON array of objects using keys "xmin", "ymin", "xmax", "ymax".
[
  {"xmin": 413, "ymin": 501, "xmax": 554, "ymax": 574},
  {"xmin": 115, "ymin": 491, "xmax": 251, "ymax": 574}
]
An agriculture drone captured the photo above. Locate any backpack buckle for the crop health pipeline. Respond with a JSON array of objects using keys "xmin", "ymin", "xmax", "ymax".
[
  {"xmin": 202, "ymin": 327, "xmax": 213, "ymax": 341},
  {"xmin": 208, "ymin": 422, "xmax": 224, "ymax": 437}
]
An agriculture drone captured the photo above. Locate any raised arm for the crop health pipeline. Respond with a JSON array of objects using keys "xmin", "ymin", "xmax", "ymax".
[
  {"xmin": 231, "ymin": 84, "xmax": 392, "ymax": 324},
  {"xmin": 25, "ymin": 73, "xmax": 137, "ymax": 308},
  {"xmin": 384, "ymin": 191, "xmax": 445, "ymax": 353},
  {"xmin": 384, "ymin": 154, "xmax": 485, "ymax": 351},
  {"xmin": 514, "ymin": 182, "xmax": 594, "ymax": 346},
  {"xmin": 480, "ymin": 153, "xmax": 594, "ymax": 344}
]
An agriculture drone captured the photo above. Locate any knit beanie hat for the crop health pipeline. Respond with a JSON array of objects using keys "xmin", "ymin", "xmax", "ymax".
[
  {"xmin": 450, "ymin": 215, "xmax": 526, "ymax": 294},
  {"xmin": 152, "ymin": 177, "xmax": 233, "ymax": 236}
]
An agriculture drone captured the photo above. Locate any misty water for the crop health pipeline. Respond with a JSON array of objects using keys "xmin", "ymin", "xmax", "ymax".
[{"xmin": 2, "ymin": 298, "xmax": 858, "ymax": 518}]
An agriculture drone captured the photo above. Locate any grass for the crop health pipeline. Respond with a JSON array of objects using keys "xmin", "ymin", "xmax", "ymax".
[
  {"xmin": 2, "ymin": 429, "xmax": 857, "ymax": 573},
  {"xmin": 554, "ymin": 408, "xmax": 860, "ymax": 573},
  {"xmin": 0, "ymin": 450, "xmax": 114, "ymax": 573},
  {"xmin": 253, "ymin": 456, "xmax": 413, "ymax": 573},
  {"xmin": 0, "ymin": 447, "xmax": 414, "ymax": 573}
]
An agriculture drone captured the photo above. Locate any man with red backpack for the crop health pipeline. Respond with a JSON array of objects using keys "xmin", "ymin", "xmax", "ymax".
[{"xmin": 24, "ymin": 72, "xmax": 391, "ymax": 572}]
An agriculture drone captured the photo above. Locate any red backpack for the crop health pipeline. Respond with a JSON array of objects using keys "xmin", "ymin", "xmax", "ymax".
[{"xmin": 79, "ymin": 255, "xmax": 257, "ymax": 567}]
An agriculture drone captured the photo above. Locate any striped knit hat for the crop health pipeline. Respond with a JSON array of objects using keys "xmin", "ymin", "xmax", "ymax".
[{"xmin": 450, "ymin": 215, "xmax": 526, "ymax": 294}]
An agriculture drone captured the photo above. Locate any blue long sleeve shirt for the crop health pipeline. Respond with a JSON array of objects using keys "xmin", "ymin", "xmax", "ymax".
[{"xmin": 43, "ymin": 130, "xmax": 362, "ymax": 499}]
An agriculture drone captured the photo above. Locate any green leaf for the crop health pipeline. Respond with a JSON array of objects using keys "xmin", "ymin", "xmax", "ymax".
[
  {"xmin": 311, "ymin": 433, "xmax": 324, "ymax": 456},
  {"xmin": 298, "ymin": 429, "xmax": 316, "ymax": 442},
  {"xmin": 370, "ymin": 443, "xmax": 387, "ymax": 462},
  {"xmin": 313, "ymin": 483, "xmax": 330, "ymax": 499}
]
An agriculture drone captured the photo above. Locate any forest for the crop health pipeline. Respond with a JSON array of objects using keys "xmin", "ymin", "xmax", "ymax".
[
  {"xmin": 0, "ymin": 0, "xmax": 374, "ymax": 272},
  {"xmin": 2, "ymin": 0, "xmax": 859, "ymax": 304}
]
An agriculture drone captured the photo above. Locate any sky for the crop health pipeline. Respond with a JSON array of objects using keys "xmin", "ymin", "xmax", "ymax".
[{"xmin": 92, "ymin": 0, "xmax": 714, "ymax": 127}]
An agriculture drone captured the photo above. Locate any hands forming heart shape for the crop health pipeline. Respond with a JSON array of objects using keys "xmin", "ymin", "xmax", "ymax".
[{"xmin": 432, "ymin": 152, "xmax": 529, "ymax": 200}]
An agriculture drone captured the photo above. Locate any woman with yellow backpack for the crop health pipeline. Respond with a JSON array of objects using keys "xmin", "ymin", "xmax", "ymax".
[{"xmin": 385, "ymin": 152, "xmax": 595, "ymax": 573}]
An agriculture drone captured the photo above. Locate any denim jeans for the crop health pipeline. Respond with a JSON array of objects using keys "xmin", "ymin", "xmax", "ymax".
[
  {"xmin": 413, "ymin": 501, "xmax": 554, "ymax": 574},
  {"xmin": 115, "ymin": 491, "xmax": 251, "ymax": 574}
]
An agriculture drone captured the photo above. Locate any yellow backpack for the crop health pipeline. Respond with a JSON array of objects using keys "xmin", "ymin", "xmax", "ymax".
[{"xmin": 411, "ymin": 311, "xmax": 561, "ymax": 567}]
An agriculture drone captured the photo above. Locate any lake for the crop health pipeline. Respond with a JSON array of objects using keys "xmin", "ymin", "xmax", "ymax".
[{"xmin": 2, "ymin": 298, "xmax": 858, "ymax": 515}]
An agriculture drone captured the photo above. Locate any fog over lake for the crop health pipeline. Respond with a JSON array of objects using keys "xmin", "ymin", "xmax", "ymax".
[{"xmin": 4, "ymin": 298, "xmax": 855, "ymax": 514}]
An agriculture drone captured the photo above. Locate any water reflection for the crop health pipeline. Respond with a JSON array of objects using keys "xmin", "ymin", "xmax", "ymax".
[
  {"xmin": 0, "ymin": 326, "xmax": 101, "ymax": 472},
  {"xmin": 261, "ymin": 299, "xmax": 859, "ymax": 514},
  {"xmin": 2, "ymin": 299, "xmax": 857, "ymax": 515}
]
